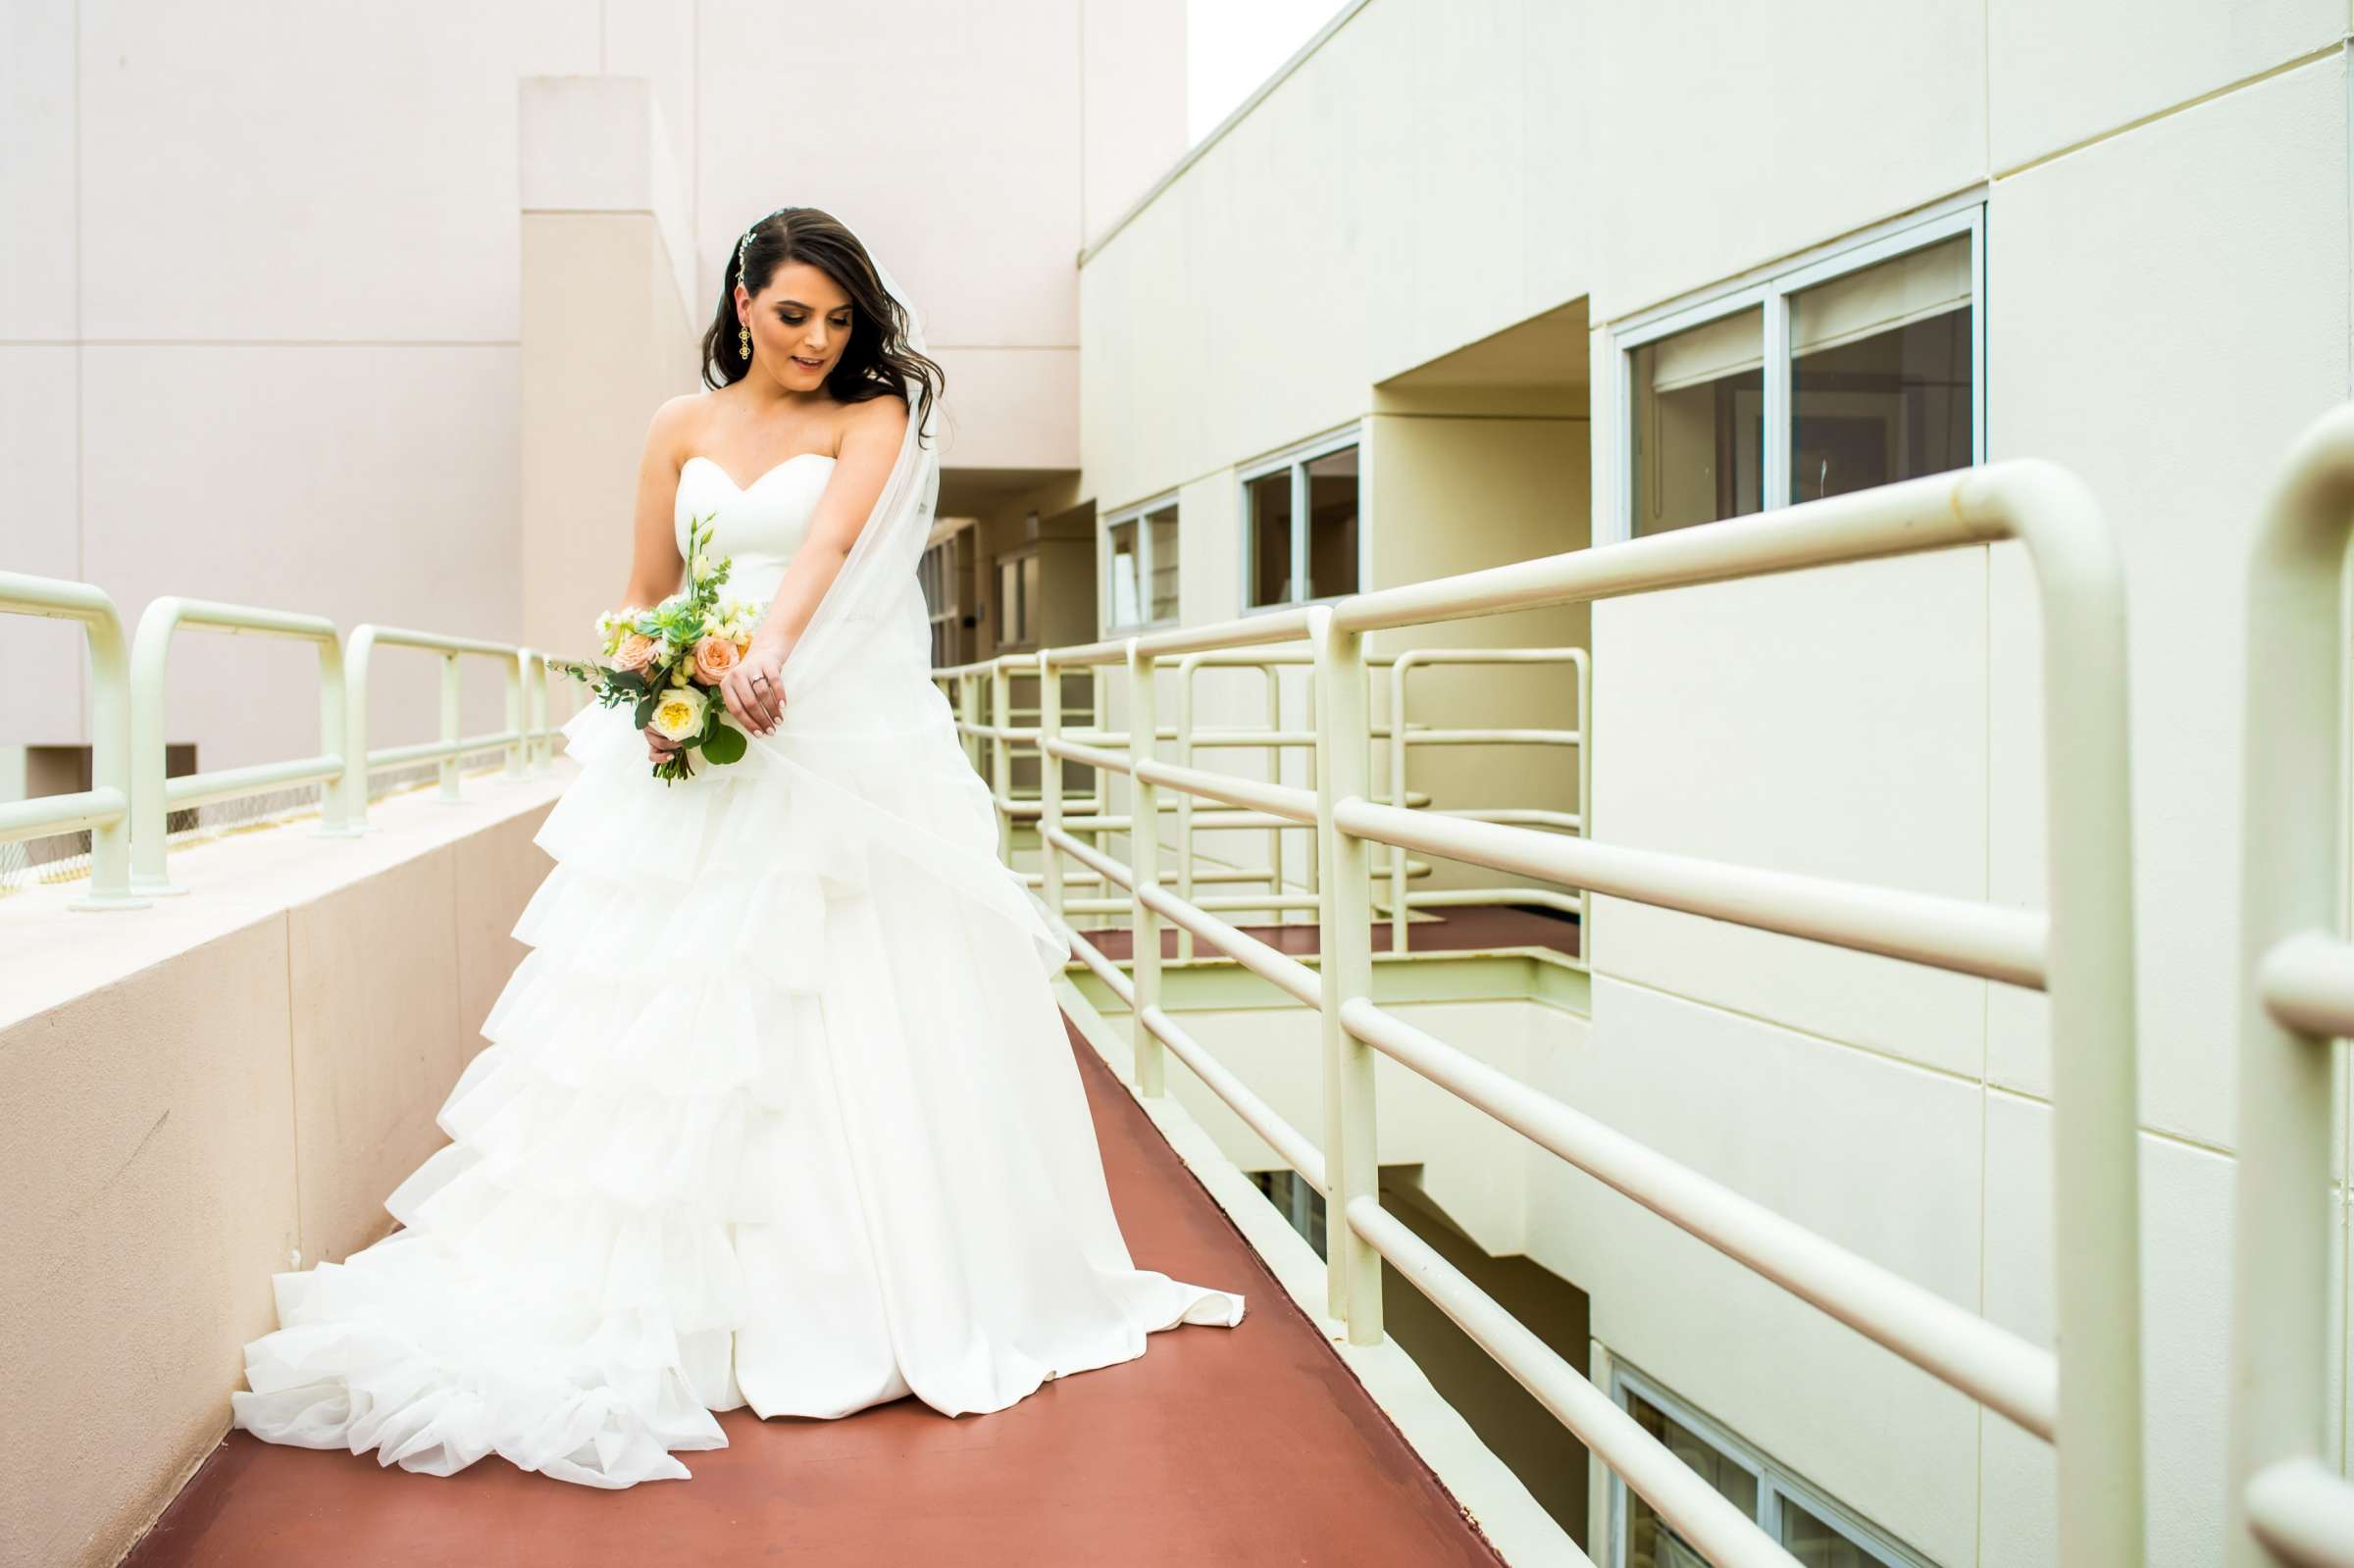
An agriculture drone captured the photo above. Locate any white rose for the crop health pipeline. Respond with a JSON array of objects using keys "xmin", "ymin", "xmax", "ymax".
[{"xmin": 648, "ymin": 684, "xmax": 707, "ymax": 742}]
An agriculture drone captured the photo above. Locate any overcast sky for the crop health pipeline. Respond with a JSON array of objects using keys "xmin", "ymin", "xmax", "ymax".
[{"xmin": 1186, "ymin": 0, "xmax": 1344, "ymax": 143}]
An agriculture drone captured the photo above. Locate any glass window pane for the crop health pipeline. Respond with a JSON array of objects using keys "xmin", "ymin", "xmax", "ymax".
[
  {"xmin": 1625, "ymin": 1391, "xmax": 1759, "ymax": 1568},
  {"xmin": 1777, "ymin": 1496, "xmax": 1896, "ymax": 1568},
  {"xmin": 1790, "ymin": 232, "xmax": 1972, "ymax": 504},
  {"xmin": 1108, "ymin": 520, "xmax": 1141, "ymax": 628},
  {"xmin": 1247, "ymin": 470, "xmax": 1294, "ymax": 607},
  {"xmin": 1148, "ymin": 505, "xmax": 1180, "ymax": 622},
  {"xmin": 1630, "ymin": 306, "xmax": 1764, "ymax": 536},
  {"xmin": 1305, "ymin": 445, "xmax": 1358, "ymax": 599}
]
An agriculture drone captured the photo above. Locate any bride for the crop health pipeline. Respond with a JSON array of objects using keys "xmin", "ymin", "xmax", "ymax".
[{"xmin": 229, "ymin": 206, "xmax": 1246, "ymax": 1488}]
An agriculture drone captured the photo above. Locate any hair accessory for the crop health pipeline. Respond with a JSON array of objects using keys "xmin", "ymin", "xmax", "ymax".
[{"xmin": 736, "ymin": 224, "xmax": 755, "ymax": 285}]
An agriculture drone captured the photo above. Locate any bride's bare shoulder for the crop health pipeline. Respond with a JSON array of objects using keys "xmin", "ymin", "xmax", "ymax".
[
  {"xmin": 840, "ymin": 391, "xmax": 907, "ymax": 446},
  {"xmin": 643, "ymin": 389, "xmax": 720, "ymax": 465}
]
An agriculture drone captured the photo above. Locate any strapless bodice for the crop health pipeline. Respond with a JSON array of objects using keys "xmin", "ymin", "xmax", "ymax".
[
  {"xmin": 675, "ymin": 452, "xmax": 836, "ymax": 604},
  {"xmin": 672, "ymin": 446, "xmax": 938, "ymax": 734}
]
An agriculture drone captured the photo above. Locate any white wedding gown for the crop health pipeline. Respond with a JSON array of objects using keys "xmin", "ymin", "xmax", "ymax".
[{"xmin": 229, "ymin": 451, "xmax": 1246, "ymax": 1488}]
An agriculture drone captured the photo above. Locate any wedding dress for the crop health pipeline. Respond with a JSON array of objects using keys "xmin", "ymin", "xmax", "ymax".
[{"xmin": 227, "ymin": 437, "xmax": 1246, "ymax": 1489}]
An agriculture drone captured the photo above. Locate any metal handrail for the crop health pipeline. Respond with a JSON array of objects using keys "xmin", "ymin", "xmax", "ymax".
[
  {"xmin": 980, "ymin": 641, "xmax": 1562, "ymax": 955},
  {"xmin": 0, "ymin": 573, "xmax": 144, "ymax": 908},
  {"xmin": 128, "ymin": 595, "xmax": 352, "ymax": 895},
  {"xmin": 976, "ymin": 457, "xmax": 2142, "ymax": 1567},
  {"xmin": 341, "ymin": 626, "xmax": 553, "ymax": 830},
  {"xmin": 1384, "ymin": 646, "xmax": 1587, "ymax": 954},
  {"xmin": 2227, "ymin": 402, "xmax": 2354, "ymax": 1568}
]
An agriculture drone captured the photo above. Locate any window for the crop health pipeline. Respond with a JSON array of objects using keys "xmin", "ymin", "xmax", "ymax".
[
  {"xmin": 1611, "ymin": 1366, "xmax": 1929, "ymax": 1568},
  {"xmin": 1103, "ymin": 497, "xmax": 1180, "ymax": 631},
  {"xmin": 1617, "ymin": 203, "xmax": 1983, "ymax": 541},
  {"xmin": 1630, "ymin": 305, "xmax": 1765, "ymax": 534},
  {"xmin": 1789, "ymin": 231, "xmax": 1972, "ymax": 504},
  {"xmin": 918, "ymin": 534, "xmax": 964, "ymax": 669},
  {"xmin": 1243, "ymin": 430, "xmax": 1362, "ymax": 608},
  {"xmin": 996, "ymin": 549, "xmax": 1038, "ymax": 651}
]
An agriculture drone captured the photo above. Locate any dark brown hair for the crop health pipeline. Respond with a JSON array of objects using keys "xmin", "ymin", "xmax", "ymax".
[{"xmin": 700, "ymin": 206, "xmax": 945, "ymax": 442}]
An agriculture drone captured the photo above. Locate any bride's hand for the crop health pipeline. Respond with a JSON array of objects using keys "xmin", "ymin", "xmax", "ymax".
[
  {"xmin": 721, "ymin": 634, "xmax": 789, "ymax": 736},
  {"xmin": 642, "ymin": 725, "xmax": 681, "ymax": 764}
]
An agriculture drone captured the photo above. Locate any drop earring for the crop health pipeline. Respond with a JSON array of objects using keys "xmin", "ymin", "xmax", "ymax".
[{"xmin": 739, "ymin": 325, "xmax": 750, "ymax": 361}]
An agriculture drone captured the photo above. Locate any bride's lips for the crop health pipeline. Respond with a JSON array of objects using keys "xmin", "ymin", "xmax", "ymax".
[{"xmin": 791, "ymin": 354, "xmax": 825, "ymax": 370}]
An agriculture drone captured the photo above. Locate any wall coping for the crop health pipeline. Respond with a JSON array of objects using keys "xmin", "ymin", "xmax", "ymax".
[{"xmin": 0, "ymin": 765, "xmax": 575, "ymax": 1034}]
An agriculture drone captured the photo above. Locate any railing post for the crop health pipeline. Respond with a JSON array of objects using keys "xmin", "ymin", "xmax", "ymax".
[
  {"xmin": 955, "ymin": 672, "xmax": 979, "ymax": 770},
  {"xmin": 1389, "ymin": 655, "xmax": 1412, "ymax": 953},
  {"xmin": 989, "ymin": 662, "xmax": 1013, "ymax": 862},
  {"xmin": 313, "ymin": 628, "xmax": 352, "ymax": 836},
  {"xmin": 1574, "ymin": 646, "xmax": 1592, "ymax": 946},
  {"xmin": 1175, "ymin": 656, "xmax": 1197, "ymax": 960},
  {"xmin": 529, "ymin": 651, "xmax": 552, "ymax": 772},
  {"xmin": 1127, "ymin": 639, "xmax": 1164, "ymax": 1096},
  {"xmin": 1264, "ymin": 659, "xmax": 1285, "ymax": 925},
  {"xmin": 2226, "ymin": 406, "xmax": 2354, "ymax": 1568},
  {"xmin": 64, "ymin": 584, "xmax": 142, "ymax": 908},
  {"xmin": 1037, "ymin": 650, "xmax": 1065, "ymax": 928},
  {"xmin": 128, "ymin": 599, "xmax": 185, "ymax": 896},
  {"xmin": 1313, "ymin": 605, "xmax": 1382, "ymax": 1341},
  {"xmin": 437, "ymin": 649, "xmax": 459, "ymax": 800},
  {"xmin": 330, "ymin": 628, "xmax": 373, "ymax": 835},
  {"xmin": 503, "ymin": 650, "xmax": 527, "ymax": 777}
]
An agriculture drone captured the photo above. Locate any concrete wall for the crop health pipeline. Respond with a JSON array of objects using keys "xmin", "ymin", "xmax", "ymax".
[
  {"xmin": 519, "ymin": 76, "xmax": 702, "ymax": 660},
  {"xmin": 3, "ymin": 0, "xmax": 1183, "ymax": 781},
  {"xmin": 1578, "ymin": 21, "xmax": 2351, "ymax": 1568},
  {"xmin": 1077, "ymin": 0, "xmax": 1585, "ymax": 516},
  {"xmin": 1070, "ymin": 1, "xmax": 2354, "ymax": 1563},
  {"xmin": 0, "ymin": 770, "xmax": 563, "ymax": 1568},
  {"xmin": 1074, "ymin": 0, "xmax": 1592, "ymax": 911}
]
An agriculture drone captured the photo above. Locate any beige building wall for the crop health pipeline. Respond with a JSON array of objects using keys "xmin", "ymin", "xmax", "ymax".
[
  {"xmin": 1578, "ymin": 17, "xmax": 2352, "ymax": 1568},
  {"xmin": 1075, "ymin": 0, "xmax": 1590, "ymax": 910},
  {"xmin": 1071, "ymin": 2, "xmax": 2354, "ymax": 1564},
  {"xmin": 0, "ymin": 774, "xmax": 563, "ymax": 1568},
  {"xmin": 3, "ymin": 0, "xmax": 1184, "ymax": 783}
]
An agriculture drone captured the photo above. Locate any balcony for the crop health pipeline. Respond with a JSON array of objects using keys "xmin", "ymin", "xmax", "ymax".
[{"xmin": 12, "ymin": 408, "xmax": 2354, "ymax": 1566}]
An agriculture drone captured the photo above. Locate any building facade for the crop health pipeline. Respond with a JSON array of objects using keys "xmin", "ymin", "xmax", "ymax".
[{"xmin": 1016, "ymin": 3, "xmax": 2354, "ymax": 1564}]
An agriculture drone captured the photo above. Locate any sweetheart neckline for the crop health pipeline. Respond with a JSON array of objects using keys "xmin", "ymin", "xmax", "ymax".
[{"xmin": 680, "ymin": 451, "xmax": 837, "ymax": 494}]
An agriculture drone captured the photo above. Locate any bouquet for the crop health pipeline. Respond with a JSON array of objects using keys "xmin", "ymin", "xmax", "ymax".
[{"xmin": 552, "ymin": 512, "xmax": 763, "ymax": 784}]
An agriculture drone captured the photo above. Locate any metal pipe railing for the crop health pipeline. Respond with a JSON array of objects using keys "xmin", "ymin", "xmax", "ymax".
[
  {"xmin": 1002, "ymin": 643, "xmax": 1557, "ymax": 948},
  {"xmin": 1384, "ymin": 646, "xmax": 1587, "ymax": 955},
  {"xmin": 342, "ymin": 625, "xmax": 545, "ymax": 830},
  {"xmin": 973, "ymin": 455, "xmax": 2143, "ymax": 1566},
  {"xmin": 0, "ymin": 573, "xmax": 144, "ymax": 908},
  {"xmin": 128, "ymin": 595, "xmax": 352, "ymax": 894},
  {"xmin": 2227, "ymin": 402, "xmax": 2354, "ymax": 1568}
]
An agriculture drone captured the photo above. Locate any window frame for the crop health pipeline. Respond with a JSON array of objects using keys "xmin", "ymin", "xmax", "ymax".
[
  {"xmin": 919, "ymin": 532, "xmax": 965, "ymax": 670},
  {"xmin": 1238, "ymin": 424, "xmax": 1369, "ymax": 614},
  {"xmin": 1100, "ymin": 491, "xmax": 1182, "ymax": 634},
  {"xmin": 1607, "ymin": 1361, "xmax": 1933, "ymax": 1568},
  {"xmin": 1610, "ymin": 195, "xmax": 1987, "ymax": 544},
  {"xmin": 995, "ymin": 545, "xmax": 1038, "ymax": 653}
]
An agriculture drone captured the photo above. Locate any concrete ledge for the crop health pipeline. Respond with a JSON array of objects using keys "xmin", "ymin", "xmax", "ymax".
[{"xmin": 0, "ymin": 764, "xmax": 571, "ymax": 1568}]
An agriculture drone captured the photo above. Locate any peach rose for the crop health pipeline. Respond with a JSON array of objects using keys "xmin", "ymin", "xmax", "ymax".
[
  {"xmin": 691, "ymin": 632, "xmax": 741, "ymax": 683},
  {"xmin": 613, "ymin": 632, "xmax": 659, "ymax": 673}
]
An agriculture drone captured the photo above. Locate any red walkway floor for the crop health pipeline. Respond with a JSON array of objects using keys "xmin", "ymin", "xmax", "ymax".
[{"xmin": 121, "ymin": 1019, "xmax": 1507, "ymax": 1568}]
